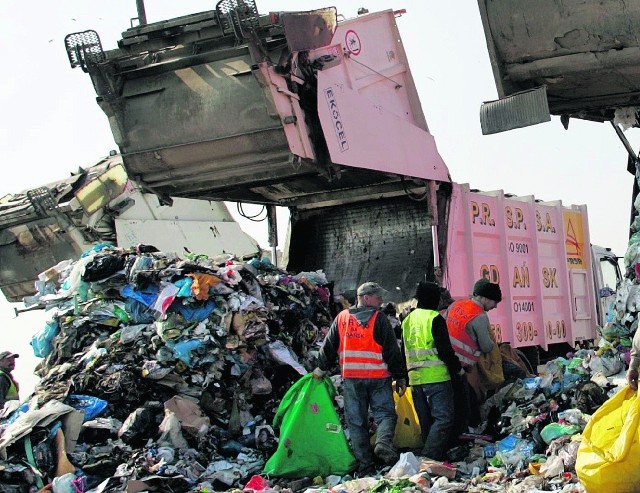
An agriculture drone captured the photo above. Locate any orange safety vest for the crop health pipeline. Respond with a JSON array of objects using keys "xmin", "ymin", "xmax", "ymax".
[
  {"xmin": 446, "ymin": 299, "xmax": 484, "ymax": 367},
  {"xmin": 337, "ymin": 310, "xmax": 391, "ymax": 379}
]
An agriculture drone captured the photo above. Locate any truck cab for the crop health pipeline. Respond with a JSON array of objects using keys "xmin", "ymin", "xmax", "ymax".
[{"xmin": 591, "ymin": 245, "xmax": 622, "ymax": 327}]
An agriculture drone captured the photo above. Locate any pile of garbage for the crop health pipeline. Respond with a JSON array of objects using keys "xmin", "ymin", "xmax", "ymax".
[
  {"xmin": 0, "ymin": 242, "xmax": 636, "ymax": 493},
  {"xmin": 0, "ymin": 245, "xmax": 337, "ymax": 492}
]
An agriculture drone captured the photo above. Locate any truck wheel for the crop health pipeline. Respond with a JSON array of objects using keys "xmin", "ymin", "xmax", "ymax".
[{"xmin": 515, "ymin": 347, "xmax": 538, "ymax": 375}]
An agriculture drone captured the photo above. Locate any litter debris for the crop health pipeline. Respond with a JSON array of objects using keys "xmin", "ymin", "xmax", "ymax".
[{"xmin": 0, "ymin": 244, "xmax": 635, "ymax": 493}]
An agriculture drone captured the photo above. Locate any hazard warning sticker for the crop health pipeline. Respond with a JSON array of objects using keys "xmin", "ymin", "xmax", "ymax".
[{"xmin": 344, "ymin": 29, "xmax": 361, "ymax": 56}]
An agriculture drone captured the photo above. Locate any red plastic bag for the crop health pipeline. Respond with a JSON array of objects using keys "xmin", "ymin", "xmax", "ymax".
[{"xmin": 244, "ymin": 475, "xmax": 269, "ymax": 493}]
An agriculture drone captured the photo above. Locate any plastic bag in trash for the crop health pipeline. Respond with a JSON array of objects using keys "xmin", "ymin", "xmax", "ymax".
[
  {"xmin": 31, "ymin": 320, "xmax": 59, "ymax": 358},
  {"xmin": 64, "ymin": 394, "xmax": 108, "ymax": 422},
  {"xmin": 386, "ymin": 452, "xmax": 419, "ymax": 478},
  {"xmin": 576, "ymin": 386, "xmax": 640, "ymax": 493},
  {"xmin": 52, "ymin": 472, "xmax": 77, "ymax": 493}
]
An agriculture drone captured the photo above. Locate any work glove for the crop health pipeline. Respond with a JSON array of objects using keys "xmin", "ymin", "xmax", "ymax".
[
  {"xmin": 627, "ymin": 368, "xmax": 639, "ymax": 391},
  {"xmin": 394, "ymin": 378, "xmax": 407, "ymax": 397},
  {"xmin": 312, "ymin": 367, "xmax": 327, "ymax": 379}
]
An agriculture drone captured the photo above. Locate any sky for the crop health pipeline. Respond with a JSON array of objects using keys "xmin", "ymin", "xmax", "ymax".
[{"xmin": 1, "ymin": 0, "xmax": 638, "ymax": 396}]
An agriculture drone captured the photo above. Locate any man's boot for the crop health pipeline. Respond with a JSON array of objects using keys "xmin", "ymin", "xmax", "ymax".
[{"xmin": 374, "ymin": 441, "xmax": 399, "ymax": 465}]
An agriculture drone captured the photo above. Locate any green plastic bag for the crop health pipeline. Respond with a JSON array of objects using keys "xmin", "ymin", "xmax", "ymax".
[
  {"xmin": 539, "ymin": 422, "xmax": 581, "ymax": 444},
  {"xmin": 263, "ymin": 374, "xmax": 357, "ymax": 477}
]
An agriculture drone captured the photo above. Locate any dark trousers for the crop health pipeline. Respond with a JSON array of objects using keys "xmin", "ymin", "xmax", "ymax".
[
  {"xmin": 450, "ymin": 373, "xmax": 481, "ymax": 442},
  {"xmin": 411, "ymin": 381, "xmax": 455, "ymax": 460}
]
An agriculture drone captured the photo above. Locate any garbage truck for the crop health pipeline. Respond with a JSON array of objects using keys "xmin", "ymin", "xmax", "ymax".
[
  {"xmin": 0, "ymin": 153, "xmax": 260, "ymax": 303},
  {"xmin": 62, "ymin": 1, "xmax": 621, "ymax": 357}
]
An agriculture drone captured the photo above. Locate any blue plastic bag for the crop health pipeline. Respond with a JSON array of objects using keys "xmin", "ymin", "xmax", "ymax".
[
  {"xmin": 1, "ymin": 402, "xmax": 29, "ymax": 424},
  {"xmin": 172, "ymin": 339, "xmax": 204, "ymax": 365},
  {"xmin": 64, "ymin": 395, "xmax": 108, "ymax": 421},
  {"xmin": 31, "ymin": 320, "xmax": 59, "ymax": 358}
]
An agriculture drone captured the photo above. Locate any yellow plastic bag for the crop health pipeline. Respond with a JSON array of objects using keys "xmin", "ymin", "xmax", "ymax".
[
  {"xmin": 393, "ymin": 387, "xmax": 422, "ymax": 449},
  {"xmin": 477, "ymin": 332, "xmax": 504, "ymax": 391},
  {"xmin": 576, "ymin": 385, "xmax": 640, "ymax": 493}
]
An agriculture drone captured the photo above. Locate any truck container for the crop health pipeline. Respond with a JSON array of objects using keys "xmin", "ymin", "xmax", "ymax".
[
  {"xmin": 476, "ymin": 0, "xmax": 640, "ymax": 134},
  {"xmin": 63, "ymin": 1, "xmax": 621, "ymax": 353}
]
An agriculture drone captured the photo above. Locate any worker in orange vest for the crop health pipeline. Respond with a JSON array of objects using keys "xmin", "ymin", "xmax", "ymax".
[
  {"xmin": 315, "ymin": 282, "xmax": 407, "ymax": 475},
  {"xmin": 446, "ymin": 279, "xmax": 501, "ymax": 435}
]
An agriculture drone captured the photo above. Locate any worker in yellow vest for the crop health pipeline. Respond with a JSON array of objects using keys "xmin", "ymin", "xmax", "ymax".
[
  {"xmin": 0, "ymin": 351, "xmax": 20, "ymax": 409},
  {"xmin": 401, "ymin": 281, "xmax": 463, "ymax": 460}
]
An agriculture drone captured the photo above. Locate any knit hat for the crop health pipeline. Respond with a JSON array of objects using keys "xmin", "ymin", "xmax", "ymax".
[
  {"xmin": 415, "ymin": 281, "xmax": 441, "ymax": 310},
  {"xmin": 473, "ymin": 278, "xmax": 502, "ymax": 302}
]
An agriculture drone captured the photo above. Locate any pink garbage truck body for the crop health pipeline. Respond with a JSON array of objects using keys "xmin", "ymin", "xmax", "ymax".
[
  {"xmin": 65, "ymin": 3, "xmax": 619, "ymax": 353},
  {"xmin": 444, "ymin": 183, "xmax": 618, "ymax": 350}
]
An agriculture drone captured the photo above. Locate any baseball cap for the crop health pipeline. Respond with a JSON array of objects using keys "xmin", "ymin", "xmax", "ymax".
[
  {"xmin": 357, "ymin": 282, "xmax": 388, "ymax": 297},
  {"xmin": 0, "ymin": 351, "xmax": 19, "ymax": 360}
]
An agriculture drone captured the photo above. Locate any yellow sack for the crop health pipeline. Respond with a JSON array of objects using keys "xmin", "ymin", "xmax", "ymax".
[
  {"xmin": 393, "ymin": 387, "xmax": 422, "ymax": 449},
  {"xmin": 477, "ymin": 332, "xmax": 504, "ymax": 392},
  {"xmin": 576, "ymin": 385, "xmax": 640, "ymax": 493}
]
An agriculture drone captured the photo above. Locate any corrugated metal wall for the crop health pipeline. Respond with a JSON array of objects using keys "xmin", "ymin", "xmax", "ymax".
[{"xmin": 287, "ymin": 196, "xmax": 434, "ymax": 303}]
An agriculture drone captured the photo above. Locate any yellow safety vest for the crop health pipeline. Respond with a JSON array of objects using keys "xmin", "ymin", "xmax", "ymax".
[
  {"xmin": 0, "ymin": 370, "xmax": 18, "ymax": 401},
  {"xmin": 402, "ymin": 308, "xmax": 450, "ymax": 385}
]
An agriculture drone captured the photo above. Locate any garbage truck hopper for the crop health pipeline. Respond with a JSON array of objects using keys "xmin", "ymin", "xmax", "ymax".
[{"xmin": 65, "ymin": 2, "xmax": 450, "ymax": 207}]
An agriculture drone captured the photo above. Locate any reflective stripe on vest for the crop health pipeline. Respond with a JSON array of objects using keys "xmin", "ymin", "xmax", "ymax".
[
  {"xmin": 402, "ymin": 308, "xmax": 450, "ymax": 385},
  {"xmin": 446, "ymin": 299, "xmax": 483, "ymax": 366},
  {"xmin": 337, "ymin": 310, "xmax": 390, "ymax": 379}
]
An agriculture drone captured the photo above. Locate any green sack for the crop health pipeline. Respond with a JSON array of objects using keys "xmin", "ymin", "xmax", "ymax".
[{"xmin": 263, "ymin": 373, "xmax": 357, "ymax": 477}]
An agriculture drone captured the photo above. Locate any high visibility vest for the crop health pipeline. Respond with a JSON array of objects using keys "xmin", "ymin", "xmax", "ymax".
[
  {"xmin": 337, "ymin": 310, "xmax": 390, "ymax": 379},
  {"xmin": 446, "ymin": 299, "xmax": 483, "ymax": 367},
  {"xmin": 402, "ymin": 308, "xmax": 450, "ymax": 385},
  {"xmin": 0, "ymin": 371, "xmax": 18, "ymax": 401}
]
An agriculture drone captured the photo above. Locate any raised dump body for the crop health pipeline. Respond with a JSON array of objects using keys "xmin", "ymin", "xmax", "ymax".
[
  {"xmin": 287, "ymin": 183, "xmax": 619, "ymax": 350},
  {"xmin": 477, "ymin": 0, "xmax": 640, "ymax": 132},
  {"xmin": 66, "ymin": 3, "xmax": 449, "ymax": 207}
]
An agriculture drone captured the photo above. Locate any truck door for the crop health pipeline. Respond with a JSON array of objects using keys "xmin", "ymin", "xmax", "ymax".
[{"xmin": 591, "ymin": 246, "xmax": 622, "ymax": 326}]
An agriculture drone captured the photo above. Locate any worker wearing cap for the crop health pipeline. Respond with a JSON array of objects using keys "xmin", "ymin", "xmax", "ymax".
[
  {"xmin": 401, "ymin": 281, "xmax": 463, "ymax": 460},
  {"xmin": 315, "ymin": 282, "xmax": 407, "ymax": 474},
  {"xmin": 446, "ymin": 279, "xmax": 502, "ymax": 433},
  {"xmin": 0, "ymin": 351, "xmax": 20, "ymax": 408}
]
